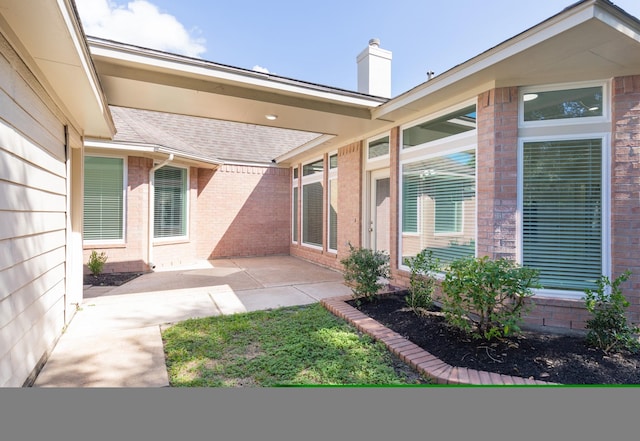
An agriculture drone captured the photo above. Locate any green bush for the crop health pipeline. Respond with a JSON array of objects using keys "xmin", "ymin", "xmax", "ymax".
[
  {"xmin": 88, "ymin": 250, "xmax": 108, "ymax": 276},
  {"xmin": 441, "ymin": 256, "xmax": 540, "ymax": 340},
  {"xmin": 403, "ymin": 249, "xmax": 440, "ymax": 314},
  {"xmin": 583, "ymin": 270, "xmax": 640, "ymax": 354},
  {"xmin": 340, "ymin": 243, "xmax": 390, "ymax": 304}
]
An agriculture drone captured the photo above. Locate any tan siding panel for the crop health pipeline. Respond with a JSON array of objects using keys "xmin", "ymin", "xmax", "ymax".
[
  {"xmin": 0, "ymin": 247, "xmax": 66, "ymax": 302},
  {"xmin": 0, "ymin": 146, "xmax": 66, "ymax": 194},
  {"xmin": 0, "ymin": 263, "xmax": 65, "ymax": 329},
  {"xmin": 0, "ymin": 181, "xmax": 66, "ymax": 212},
  {"xmin": 0, "ymin": 211, "xmax": 66, "ymax": 241},
  {"xmin": 0, "ymin": 230, "xmax": 66, "ymax": 272},
  {"xmin": 0, "ymin": 120, "xmax": 66, "ymax": 177}
]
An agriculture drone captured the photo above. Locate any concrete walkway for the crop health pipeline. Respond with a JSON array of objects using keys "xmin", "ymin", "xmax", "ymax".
[{"xmin": 32, "ymin": 256, "xmax": 351, "ymax": 387}]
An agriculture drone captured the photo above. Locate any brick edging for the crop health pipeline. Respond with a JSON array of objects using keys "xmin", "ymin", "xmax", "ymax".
[{"xmin": 320, "ymin": 295, "xmax": 559, "ymax": 386}]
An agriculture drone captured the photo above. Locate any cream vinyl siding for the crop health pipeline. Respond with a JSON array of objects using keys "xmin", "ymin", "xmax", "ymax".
[{"xmin": 0, "ymin": 34, "xmax": 69, "ymax": 387}]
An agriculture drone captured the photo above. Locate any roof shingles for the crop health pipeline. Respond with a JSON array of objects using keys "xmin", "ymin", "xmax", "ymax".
[{"xmin": 110, "ymin": 106, "xmax": 320, "ymax": 164}]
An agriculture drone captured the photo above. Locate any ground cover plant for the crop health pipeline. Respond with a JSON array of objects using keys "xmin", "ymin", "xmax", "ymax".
[{"xmin": 161, "ymin": 303, "xmax": 429, "ymax": 387}]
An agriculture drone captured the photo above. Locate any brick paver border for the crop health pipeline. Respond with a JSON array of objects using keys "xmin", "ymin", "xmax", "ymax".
[{"xmin": 320, "ymin": 294, "xmax": 559, "ymax": 386}]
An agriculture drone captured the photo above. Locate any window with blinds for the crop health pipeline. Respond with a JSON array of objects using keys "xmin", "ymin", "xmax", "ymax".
[
  {"xmin": 292, "ymin": 186, "xmax": 299, "ymax": 242},
  {"xmin": 401, "ymin": 149, "xmax": 475, "ymax": 264},
  {"xmin": 154, "ymin": 165, "xmax": 187, "ymax": 239},
  {"xmin": 328, "ymin": 178, "xmax": 338, "ymax": 251},
  {"xmin": 302, "ymin": 181, "xmax": 323, "ymax": 247},
  {"xmin": 522, "ymin": 138, "xmax": 602, "ymax": 291},
  {"xmin": 84, "ymin": 156, "xmax": 124, "ymax": 241}
]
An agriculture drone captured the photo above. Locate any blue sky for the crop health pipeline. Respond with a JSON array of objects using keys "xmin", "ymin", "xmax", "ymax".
[{"xmin": 76, "ymin": 0, "xmax": 640, "ymax": 97}]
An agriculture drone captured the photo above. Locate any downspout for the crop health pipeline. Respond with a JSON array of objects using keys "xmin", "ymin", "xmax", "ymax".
[{"xmin": 148, "ymin": 153, "xmax": 174, "ymax": 270}]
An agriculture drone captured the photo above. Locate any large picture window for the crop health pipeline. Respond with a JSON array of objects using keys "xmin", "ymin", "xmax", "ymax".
[
  {"xmin": 154, "ymin": 165, "xmax": 187, "ymax": 239},
  {"xmin": 84, "ymin": 156, "xmax": 125, "ymax": 242},
  {"xmin": 521, "ymin": 138, "xmax": 603, "ymax": 291}
]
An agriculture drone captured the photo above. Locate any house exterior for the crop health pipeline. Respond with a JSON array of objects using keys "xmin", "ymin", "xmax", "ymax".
[
  {"xmin": 0, "ymin": 0, "xmax": 114, "ymax": 386},
  {"xmin": 1, "ymin": 0, "xmax": 640, "ymax": 387}
]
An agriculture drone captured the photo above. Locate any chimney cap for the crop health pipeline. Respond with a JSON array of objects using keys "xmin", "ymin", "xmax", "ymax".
[{"xmin": 369, "ymin": 38, "xmax": 380, "ymax": 47}]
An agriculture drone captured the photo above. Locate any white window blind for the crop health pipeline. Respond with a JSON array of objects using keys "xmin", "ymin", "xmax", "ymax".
[
  {"xmin": 292, "ymin": 186, "xmax": 299, "ymax": 242},
  {"xmin": 402, "ymin": 149, "xmax": 475, "ymax": 264},
  {"xmin": 328, "ymin": 178, "xmax": 338, "ymax": 251},
  {"xmin": 84, "ymin": 156, "xmax": 124, "ymax": 241},
  {"xmin": 522, "ymin": 139, "xmax": 602, "ymax": 291},
  {"xmin": 154, "ymin": 166, "xmax": 187, "ymax": 238},
  {"xmin": 302, "ymin": 181, "xmax": 323, "ymax": 247}
]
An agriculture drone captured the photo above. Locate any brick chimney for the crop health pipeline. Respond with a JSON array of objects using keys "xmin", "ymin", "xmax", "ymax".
[{"xmin": 357, "ymin": 38, "xmax": 392, "ymax": 98}]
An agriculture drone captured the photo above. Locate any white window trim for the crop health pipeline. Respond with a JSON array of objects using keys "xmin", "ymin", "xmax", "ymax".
[
  {"xmin": 327, "ymin": 152, "xmax": 338, "ymax": 253},
  {"xmin": 516, "ymin": 133, "xmax": 611, "ymax": 300},
  {"xmin": 301, "ymin": 157, "xmax": 324, "ymax": 250},
  {"xmin": 518, "ymin": 80, "xmax": 610, "ymax": 129},
  {"xmin": 153, "ymin": 164, "xmax": 189, "ymax": 243},
  {"xmin": 83, "ymin": 154, "xmax": 127, "ymax": 246}
]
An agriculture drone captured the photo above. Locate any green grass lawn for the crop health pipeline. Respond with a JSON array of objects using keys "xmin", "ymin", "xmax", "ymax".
[{"xmin": 161, "ymin": 303, "xmax": 429, "ymax": 387}]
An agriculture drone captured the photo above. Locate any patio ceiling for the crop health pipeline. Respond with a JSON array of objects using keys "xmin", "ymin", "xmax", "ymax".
[{"xmin": 88, "ymin": 37, "xmax": 392, "ymax": 161}]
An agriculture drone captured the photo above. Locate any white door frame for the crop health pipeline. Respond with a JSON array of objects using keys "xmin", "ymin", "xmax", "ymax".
[{"xmin": 366, "ymin": 168, "xmax": 390, "ymax": 252}]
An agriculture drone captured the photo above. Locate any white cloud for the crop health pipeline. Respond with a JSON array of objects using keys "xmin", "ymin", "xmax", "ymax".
[
  {"xmin": 76, "ymin": 0, "xmax": 207, "ymax": 58},
  {"xmin": 252, "ymin": 65, "xmax": 272, "ymax": 74}
]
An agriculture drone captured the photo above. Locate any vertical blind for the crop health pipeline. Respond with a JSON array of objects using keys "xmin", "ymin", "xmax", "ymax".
[
  {"xmin": 84, "ymin": 156, "xmax": 124, "ymax": 241},
  {"xmin": 402, "ymin": 150, "xmax": 476, "ymax": 264},
  {"xmin": 302, "ymin": 182, "xmax": 323, "ymax": 247},
  {"xmin": 154, "ymin": 166, "xmax": 187, "ymax": 238},
  {"xmin": 292, "ymin": 186, "xmax": 299, "ymax": 242},
  {"xmin": 522, "ymin": 139, "xmax": 602, "ymax": 291},
  {"xmin": 329, "ymin": 179, "xmax": 338, "ymax": 250}
]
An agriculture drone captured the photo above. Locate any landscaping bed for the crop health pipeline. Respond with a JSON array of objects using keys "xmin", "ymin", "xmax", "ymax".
[{"xmin": 348, "ymin": 291, "xmax": 640, "ymax": 385}]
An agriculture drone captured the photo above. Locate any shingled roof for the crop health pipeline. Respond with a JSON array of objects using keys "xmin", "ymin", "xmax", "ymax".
[{"xmin": 110, "ymin": 106, "xmax": 321, "ymax": 164}]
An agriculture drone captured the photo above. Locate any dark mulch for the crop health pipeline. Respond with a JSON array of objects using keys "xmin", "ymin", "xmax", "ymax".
[
  {"xmin": 83, "ymin": 272, "xmax": 144, "ymax": 287},
  {"xmin": 348, "ymin": 292, "xmax": 640, "ymax": 385}
]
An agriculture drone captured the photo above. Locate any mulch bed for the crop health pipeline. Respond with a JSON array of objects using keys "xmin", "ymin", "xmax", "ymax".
[
  {"xmin": 348, "ymin": 291, "xmax": 640, "ymax": 385},
  {"xmin": 83, "ymin": 272, "xmax": 144, "ymax": 287}
]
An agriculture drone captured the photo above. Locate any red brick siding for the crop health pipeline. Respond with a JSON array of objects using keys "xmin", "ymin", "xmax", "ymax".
[
  {"xmin": 197, "ymin": 164, "xmax": 291, "ymax": 258},
  {"xmin": 612, "ymin": 75, "xmax": 640, "ymax": 324},
  {"xmin": 476, "ymin": 87, "xmax": 519, "ymax": 261}
]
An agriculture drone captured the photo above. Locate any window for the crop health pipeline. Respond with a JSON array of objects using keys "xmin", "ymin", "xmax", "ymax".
[
  {"xmin": 301, "ymin": 158, "xmax": 324, "ymax": 248},
  {"xmin": 523, "ymin": 86, "xmax": 603, "ymax": 122},
  {"xmin": 368, "ymin": 135, "xmax": 389, "ymax": 159},
  {"xmin": 84, "ymin": 156, "xmax": 125, "ymax": 242},
  {"xmin": 328, "ymin": 154, "xmax": 338, "ymax": 252},
  {"xmin": 400, "ymin": 102, "xmax": 477, "ymax": 267},
  {"xmin": 521, "ymin": 138, "xmax": 603, "ymax": 292},
  {"xmin": 292, "ymin": 167, "xmax": 299, "ymax": 243},
  {"xmin": 401, "ymin": 150, "xmax": 476, "ymax": 264},
  {"xmin": 154, "ymin": 165, "xmax": 187, "ymax": 239},
  {"xmin": 518, "ymin": 80, "xmax": 609, "ymax": 297},
  {"xmin": 403, "ymin": 105, "xmax": 476, "ymax": 149}
]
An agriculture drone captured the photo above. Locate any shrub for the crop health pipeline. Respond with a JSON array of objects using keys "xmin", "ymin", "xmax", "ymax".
[
  {"xmin": 583, "ymin": 270, "xmax": 640, "ymax": 354},
  {"xmin": 441, "ymin": 256, "xmax": 540, "ymax": 340},
  {"xmin": 340, "ymin": 243, "xmax": 390, "ymax": 304},
  {"xmin": 403, "ymin": 249, "xmax": 440, "ymax": 314},
  {"xmin": 88, "ymin": 250, "xmax": 108, "ymax": 277}
]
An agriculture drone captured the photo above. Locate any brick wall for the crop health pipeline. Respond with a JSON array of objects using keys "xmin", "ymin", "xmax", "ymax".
[
  {"xmin": 197, "ymin": 164, "xmax": 291, "ymax": 258},
  {"xmin": 476, "ymin": 87, "xmax": 519, "ymax": 261},
  {"xmin": 612, "ymin": 75, "xmax": 640, "ymax": 324}
]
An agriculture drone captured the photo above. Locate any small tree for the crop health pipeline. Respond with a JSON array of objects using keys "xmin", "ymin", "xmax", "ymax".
[
  {"xmin": 340, "ymin": 243, "xmax": 390, "ymax": 304},
  {"xmin": 441, "ymin": 256, "xmax": 540, "ymax": 340},
  {"xmin": 583, "ymin": 270, "xmax": 640, "ymax": 354},
  {"xmin": 88, "ymin": 250, "xmax": 108, "ymax": 277},
  {"xmin": 403, "ymin": 249, "xmax": 440, "ymax": 314}
]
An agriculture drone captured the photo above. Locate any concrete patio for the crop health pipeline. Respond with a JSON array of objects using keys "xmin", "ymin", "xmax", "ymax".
[{"xmin": 32, "ymin": 256, "xmax": 352, "ymax": 387}]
